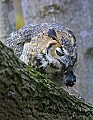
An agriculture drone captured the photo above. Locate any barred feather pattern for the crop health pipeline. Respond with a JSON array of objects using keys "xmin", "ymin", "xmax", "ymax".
[{"xmin": 5, "ymin": 23, "xmax": 77, "ymax": 87}]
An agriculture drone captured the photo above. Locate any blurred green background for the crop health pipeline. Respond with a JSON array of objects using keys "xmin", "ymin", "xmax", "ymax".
[{"xmin": 14, "ymin": 0, "xmax": 24, "ymax": 30}]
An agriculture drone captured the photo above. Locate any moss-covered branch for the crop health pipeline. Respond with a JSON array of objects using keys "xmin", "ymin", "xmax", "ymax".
[{"xmin": 0, "ymin": 41, "xmax": 93, "ymax": 120}]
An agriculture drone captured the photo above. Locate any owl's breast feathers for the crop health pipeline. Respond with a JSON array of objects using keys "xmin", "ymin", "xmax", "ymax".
[{"xmin": 5, "ymin": 23, "xmax": 77, "ymax": 87}]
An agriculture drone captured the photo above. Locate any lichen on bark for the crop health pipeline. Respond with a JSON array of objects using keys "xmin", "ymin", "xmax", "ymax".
[{"xmin": 0, "ymin": 40, "xmax": 93, "ymax": 120}]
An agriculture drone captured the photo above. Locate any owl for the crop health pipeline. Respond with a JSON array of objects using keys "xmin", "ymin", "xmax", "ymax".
[{"xmin": 5, "ymin": 23, "xmax": 77, "ymax": 88}]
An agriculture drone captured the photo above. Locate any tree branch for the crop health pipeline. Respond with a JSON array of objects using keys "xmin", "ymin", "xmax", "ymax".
[{"xmin": 0, "ymin": 41, "xmax": 93, "ymax": 120}]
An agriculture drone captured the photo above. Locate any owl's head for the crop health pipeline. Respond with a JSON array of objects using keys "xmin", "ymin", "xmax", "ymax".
[
  {"xmin": 44, "ymin": 29, "xmax": 77, "ymax": 87},
  {"xmin": 45, "ymin": 29, "xmax": 77, "ymax": 72}
]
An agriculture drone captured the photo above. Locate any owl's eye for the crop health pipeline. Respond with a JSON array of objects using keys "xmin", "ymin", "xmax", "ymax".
[{"xmin": 56, "ymin": 47, "xmax": 64, "ymax": 56}]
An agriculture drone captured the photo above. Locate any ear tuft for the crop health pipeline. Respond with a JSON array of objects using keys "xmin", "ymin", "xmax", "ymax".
[{"xmin": 48, "ymin": 29, "xmax": 57, "ymax": 40}]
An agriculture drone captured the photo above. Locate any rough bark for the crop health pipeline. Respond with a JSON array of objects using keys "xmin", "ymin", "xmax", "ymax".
[
  {"xmin": 0, "ymin": 41, "xmax": 93, "ymax": 120},
  {"xmin": 21, "ymin": 0, "xmax": 93, "ymax": 104},
  {"xmin": 0, "ymin": 0, "xmax": 15, "ymax": 43}
]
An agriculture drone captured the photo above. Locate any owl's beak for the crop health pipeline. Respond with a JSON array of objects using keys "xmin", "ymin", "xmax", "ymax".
[{"xmin": 63, "ymin": 71, "xmax": 76, "ymax": 87}]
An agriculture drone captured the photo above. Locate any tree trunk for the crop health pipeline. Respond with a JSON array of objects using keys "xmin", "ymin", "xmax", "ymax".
[
  {"xmin": 21, "ymin": 0, "xmax": 61, "ymax": 25},
  {"xmin": 0, "ymin": 40, "xmax": 93, "ymax": 120},
  {"xmin": 21, "ymin": 0, "xmax": 93, "ymax": 104},
  {"xmin": 0, "ymin": 0, "xmax": 15, "ymax": 43}
]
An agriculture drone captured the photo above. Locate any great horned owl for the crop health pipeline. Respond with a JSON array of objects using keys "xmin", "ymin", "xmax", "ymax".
[{"xmin": 5, "ymin": 23, "xmax": 77, "ymax": 88}]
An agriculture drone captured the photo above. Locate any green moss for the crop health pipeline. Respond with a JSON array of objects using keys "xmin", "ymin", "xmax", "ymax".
[{"xmin": 0, "ymin": 41, "xmax": 93, "ymax": 119}]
